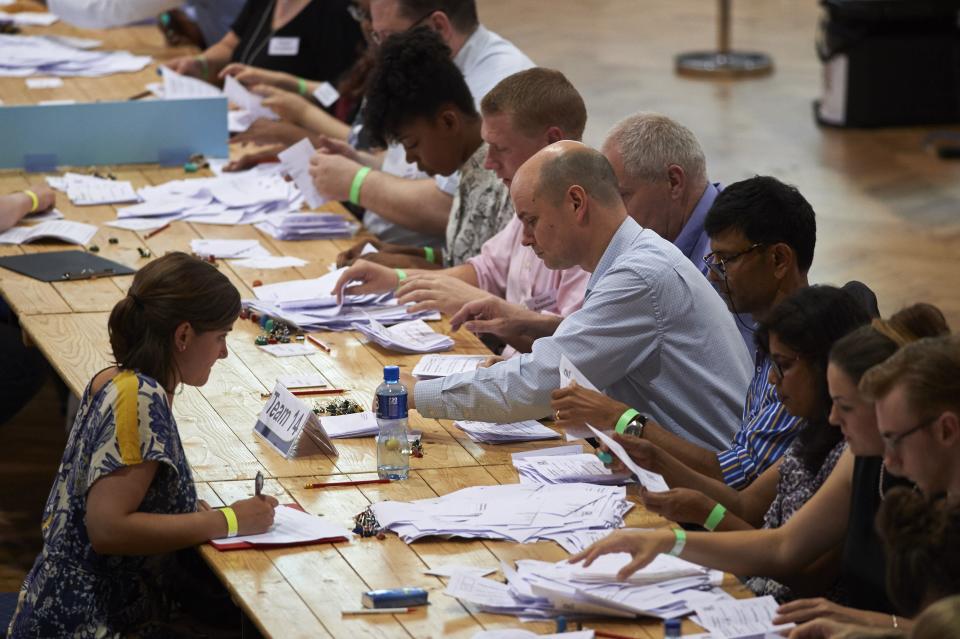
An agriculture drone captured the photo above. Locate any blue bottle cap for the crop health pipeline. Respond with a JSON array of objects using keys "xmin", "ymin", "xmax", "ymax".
[
  {"xmin": 664, "ymin": 618, "xmax": 682, "ymax": 635},
  {"xmin": 383, "ymin": 365, "xmax": 400, "ymax": 383}
]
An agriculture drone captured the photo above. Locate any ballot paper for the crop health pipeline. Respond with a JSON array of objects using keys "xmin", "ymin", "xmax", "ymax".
[
  {"xmin": 105, "ymin": 217, "xmax": 174, "ymax": 232},
  {"xmin": 160, "ymin": 65, "xmax": 221, "ymax": 99},
  {"xmin": 190, "ymin": 239, "xmax": 271, "ymax": 259},
  {"xmin": 259, "ymin": 343, "xmax": 317, "ymax": 357},
  {"xmin": 412, "ymin": 353, "xmax": 487, "ymax": 379},
  {"xmin": 223, "ymin": 75, "xmax": 279, "ymax": 122},
  {"xmin": 24, "ymin": 208, "xmax": 64, "ymax": 222},
  {"xmin": 425, "ymin": 565, "xmax": 497, "ymax": 579},
  {"xmin": 549, "ymin": 527, "xmax": 618, "ymax": 555},
  {"xmin": 209, "ymin": 504, "xmax": 352, "ymax": 550},
  {"xmin": 693, "ymin": 596, "xmax": 795, "ymax": 639},
  {"xmin": 254, "ymin": 211, "xmax": 358, "ymax": 240},
  {"xmin": 586, "ymin": 425, "xmax": 669, "ymax": 493},
  {"xmin": 371, "ymin": 482, "xmax": 632, "ymax": 545},
  {"xmin": 511, "ymin": 445, "xmax": 584, "ymax": 461},
  {"xmin": 0, "ymin": 11, "xmax": 59, "ymax": 26},
  {"xmin": 232, "ymin": 255, "xmax": 309, "ymax": 270},
  {"xmin": 0, "ymin": 220, "xmax": 96, "ymax": 245},
  {"xmin": 319, "ymin": 411, "xmax": 379, "ymax": 438},
  {"xmin": 559, "ymin": 354, "xmax": 599, "ymax": 392},
  {"xmin": 25, "ymin": 76, "xmax": 63, "ymax": 88},
  {"xmin": 472, "ymin": 631, "xmax": 593, "ymax": 639},
  {"xmin": 454, "ymin": 419, "xmax": 560, "ymax": 444},
  {"xmin": 571, "ymin": 553, "xmax": 708, "ymax": 585},
  {"xmin": 513, "ymin": 453, "xmax": 627, "ymax": 485},
  {"xmin": 46, "ymin": 173, "xmax": 140, "ymax": 206},
  {"xmin": 277, "ymin": 137, "xmax": 327, "ymax": 209},
  {"xmin": 0, "ymin": 34, "xmax": 150, "ymax": 78},
  {"xmin": 352, "ymin": 318, "xmax": 454, "ymax": 353},
  {"xmin": 276, "ymin": 373, "xmax": 327, "ymax": 389}
]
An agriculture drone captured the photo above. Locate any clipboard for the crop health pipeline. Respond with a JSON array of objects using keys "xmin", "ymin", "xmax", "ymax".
[{"xmin": 0, "ymin": 250, "xmax": 136, "ymax": 282}]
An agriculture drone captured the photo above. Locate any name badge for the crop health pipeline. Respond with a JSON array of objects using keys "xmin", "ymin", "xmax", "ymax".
[
  {"xmin": 523, "ymin": 290, "xmax": 557, "ymax": 312},
  {"xmin": 313, "ymin": 81, "xmax": 340, "ymax": 107},
  {"xmin": 268, "ymin": 36, "xmax": 300, "ymax": 56}
]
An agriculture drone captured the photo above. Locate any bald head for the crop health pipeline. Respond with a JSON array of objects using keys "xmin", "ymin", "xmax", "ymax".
[{"xmin": 513, "ymin": 141, "xmax": 622, "ymax": 207}]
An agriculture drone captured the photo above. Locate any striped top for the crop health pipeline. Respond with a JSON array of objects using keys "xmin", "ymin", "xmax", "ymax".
[{"xmin": 717, "ymin": 351, "xmax": 805, "ymax": 488}]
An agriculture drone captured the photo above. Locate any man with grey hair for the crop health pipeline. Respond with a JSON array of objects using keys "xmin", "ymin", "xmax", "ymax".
[{"xmin": 601, "ymin": 111, "xmax": 716, "ymax": 276}]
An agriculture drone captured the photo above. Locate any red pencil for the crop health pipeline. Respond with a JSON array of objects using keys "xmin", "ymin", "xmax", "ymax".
[
  {"xmin": 594, "ymin": 630, "xmax": 639, "ymax": 639},
  {"xmin": 304, "ymin": 478, "xmax": 390, "ymax": 489},
  {"xmin": 143, "ymin": 223, "xmax": 170, "ymax": 239},
  {"xmin": 306, "ymin": 334, "xmax": 332, "ymax": 353},
  {"xmin": 260, "ymin": 388, "xmax": 345, "ymax": 399}
]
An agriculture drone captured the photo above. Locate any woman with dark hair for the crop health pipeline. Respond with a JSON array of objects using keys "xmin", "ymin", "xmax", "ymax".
[
  {"xmin": 570, "ymin": 302, "xmax": 949, "ymax": 632},
  {"xmin": 8, "ymin": 253, "xmax": 278, "ymax": 638}
]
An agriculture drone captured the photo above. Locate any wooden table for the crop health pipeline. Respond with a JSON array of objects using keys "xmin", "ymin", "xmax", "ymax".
[{"xmin": 0, "ymin": 15, "xmax": 750, "ymax": 638}]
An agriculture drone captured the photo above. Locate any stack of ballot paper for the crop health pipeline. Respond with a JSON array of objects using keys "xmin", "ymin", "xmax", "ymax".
[
  {"xmin": 209, "ymin": 504, "xmax": 352, "ymax": 551},
  {"xmin": 454, "ymin": 420, "xmax": 559, "ymax": 444},
  {"xmin": 255, "ymin": 211, "xmax": 358, "ymax": 240},
  {"xmin": 412, "ymin": 354, "xmax": 487, "ymax": 379},
  {"xmin": 513, "ymin": 453, "xmax": 626, "ymax": 486},
  {"xmin": 0, "ymin": 220, "xmax": 96, "ymax": 245},
  {"xmin": 190, "ymin": 238, "xmax": 270, "ymax": 260},
  {"xmin": 444, "ymin": 553, "xmax": 731, "ymax": 622},
  {"xmin": 352, "ymin": 318, "xmax": 454, "ymax": 353},
  {"xmin": 319, "ymin": 411, "xmax": 379, "ymax": 438},
  {"xmin": 692, "ymin": 595, "xmax": 795, "ymax": 638},
  {"xmin": 244, "ymin": 267, "xmax": 440, "ymax": 331},
  {"xmin": 46, "ymin": 173, "xmax": 140, "ymax": 206},
  {"xmin": 371, "ymin": 482, "xmax": 632, "ymax": 545},
  {"xmin": 0, "ymin": 34, "xmax": 150, "ymax": 77}
]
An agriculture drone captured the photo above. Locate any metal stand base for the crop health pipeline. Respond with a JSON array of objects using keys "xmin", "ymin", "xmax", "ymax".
[{"xmin": 675, "ymin": 51, "xmax": 774, "ymax": 78}]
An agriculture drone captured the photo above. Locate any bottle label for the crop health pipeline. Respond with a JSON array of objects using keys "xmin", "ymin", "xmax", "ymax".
[{"xmin": 376, "ymin": 393, "xmax": 408, "ymax": 420}]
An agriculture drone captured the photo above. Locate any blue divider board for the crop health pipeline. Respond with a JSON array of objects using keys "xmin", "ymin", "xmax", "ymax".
[{"xmin": 0, "ymin": 97, "xmax": 228, "ymax": 171}]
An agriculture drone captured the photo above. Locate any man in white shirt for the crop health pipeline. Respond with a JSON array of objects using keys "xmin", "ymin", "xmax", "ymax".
[{"xmin": 309, "ymin": 0, "xmax": 534, "ymax": 247}]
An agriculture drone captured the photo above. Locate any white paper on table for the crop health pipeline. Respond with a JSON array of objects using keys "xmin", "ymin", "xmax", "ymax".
[
  {"xmin": 259, "ymin": 343, "xmax": 317, "ymax": 357},
  {"xmin": 223, "ymin": 75, "xmax": 278, "ymax": 121},
  {"xmin": 319, "ymin": 411, "xmax": 379, "ymax": 438},
  {"xmin": 232, "ymin": 255, "xmax": 308, "ymax": 269},
  {"xmin": 209, "ymin": 504, "xmax": 352, "ymax": 548},
  {"xmin": 190, "ymin": 239, "xmax": 270, "ymax": 259},
  {"xmin": 188, "ymin": 210, "xmax": 247, "ymax": 226},
  {"xmin": 354, "ymin": 318, "xmax": 453, "ymax": 353},
  {"xmin": 0, "ymin": 11, "xmax": 59, "ymax": 26},
  {"xmin": 160, "ymin": 65, "xmax": 221, "ymax": 99},
  {"xmin": 275, "ymin": 374, "xmax": 327, "ymax": 390},
  {"xmin": 277, "ymin": 137, "xmax": 327, "ymax": 209},
  {"xmin": 412, "ymin": 353, "xmax": 487, "ymax": 378},
  {"xmin": 252, "ymin": 268, "xmax": 345, "ymax": 303},
  {"xmin": 106, "ymin": 216, "xmax": 177, "ymax": 232},
  {"xmin": 118, "ymin": 194, "xmax": 212, "ymax": 218},
  {"xmin": 445, "ymin": 572, "xmax": 519, "ymax": 609},
  {"xmin": 514, "ymin": 453, "xmax": 619, "ymax": 485},
  {"xmin": 59, "ymin": 173, "xmax": 139, "ymax": 206},
  {"xmin": 693, "ymin": 595, "xmax": 795, "ymax": 639},
  {"xmin": 454, "ymin": 419, "xmax": 560, "ymax": 444},
  {"xmin": 25, "ymin": 76, "xmax": 63, "ymax": 88},
  {"xmin": 571, "ymin": 552, "xmax": 707, "ymax": 584},
  {"xmin": 510, "ymin": 444, "xmax": 584, "ymax": 461},
  {"xmin": 586, "ymin": 425, "xmax": 669, "ymax": 492},
  {"xmin": 24, "ymin": 208, "xmax": 64, "ymax": 222},
  {"xmin": 0, "ymin": 220, "xmax": 96, "ymax": 245},
  {"xmin": 424, "ymin": 565, "xmax": 497, "ymax": 578},
  {"xmin": 472, "ymin": 631, "xmax": 594, "ymax": 639}
]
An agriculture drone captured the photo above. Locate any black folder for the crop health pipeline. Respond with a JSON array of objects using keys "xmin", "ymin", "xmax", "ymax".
[{"xmin": 0, "ymin": 250, "xmax": 136, "ymax": 282}]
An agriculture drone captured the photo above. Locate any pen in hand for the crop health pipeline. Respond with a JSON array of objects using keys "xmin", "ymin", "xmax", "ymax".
[{"xmin": 255, "ymin": 470, "xmax": 264, "ymax": 497}]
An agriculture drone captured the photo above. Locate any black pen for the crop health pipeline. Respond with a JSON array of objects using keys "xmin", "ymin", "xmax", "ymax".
[{"xmin": 255, "ymin": 471, "xmax": 264, "ymax": 497}]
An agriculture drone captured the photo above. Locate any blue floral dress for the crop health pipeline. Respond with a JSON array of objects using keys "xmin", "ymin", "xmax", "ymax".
[{"xmin": 8, "ymin": 370, "xmax": 199, "ymax": 638}]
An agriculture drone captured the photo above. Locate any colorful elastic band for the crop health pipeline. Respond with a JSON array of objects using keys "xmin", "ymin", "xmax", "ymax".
[
  {"xmin": 703, "ymin": 503, "xmax": 727, "ymax": 531},
  {"xmin": 349, "ymin": 166, "xmax": 371, "ymax": 206},
  {"xmin": 668, "ymin": 527, "xmax": 687, "ymax": 557},
  {"xmin": 614, "ymin": 408, "xmax": 640, "ymax": 434},
  {"xmin": 219, "ymin": 506, "xmax": 239, "ymax": 538},
  {"xmin": 23, "ymin": 190, "xmax": 39, "ymax": 213}
]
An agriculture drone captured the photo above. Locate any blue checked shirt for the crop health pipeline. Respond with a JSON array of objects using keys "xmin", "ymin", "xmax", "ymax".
[
  {"xmin": 414, "ymin": 217, "xmax": 753, "ymax": 451},
  {"xmin": 717, "ymin": 351, "xmax": 806, "ymax": 488}
]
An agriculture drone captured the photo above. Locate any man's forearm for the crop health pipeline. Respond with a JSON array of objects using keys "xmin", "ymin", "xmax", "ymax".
[{"xmin": 358, "ymin": 173, "xmax": 451, "ymax": 236}]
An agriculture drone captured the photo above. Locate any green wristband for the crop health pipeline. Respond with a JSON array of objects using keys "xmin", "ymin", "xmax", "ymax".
[
  {"xmin": 195, "ymin": 55, "xmax": 209, "ymax": 79},
  {"xmin": 423, "ymin": 246, "xmax": 436, "ymax": 264},
  {"xmin": 668, "ymin": 527, "xmax": 687, "ymax": 556},
  {"xmin": 297, "ymin": 77, "xmax": 308, "ymax": 96},
  {"xmin": 394, "ymin": 269, "xmax": 407, "ymax": 286},
  {"xmin": 614, "ymin": 408, "xmax": 641, "ymax": 434},
  {"xmin": 703, "ymin": 503, "xmax": 727, "ymax": 531},
  {"xmin": 349, "ymin": 166, "xmax": 371, "ymax": 206}
]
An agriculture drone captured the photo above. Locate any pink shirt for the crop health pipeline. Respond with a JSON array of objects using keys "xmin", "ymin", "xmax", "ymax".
[{"xmin": 467, "ymin": 215, "xmax": 589, "ymax": 319}]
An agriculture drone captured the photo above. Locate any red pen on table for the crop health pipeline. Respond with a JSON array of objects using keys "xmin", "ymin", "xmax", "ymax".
[
  {"xmin": 304, "ymin": 478, "xmax": 391, "ymax": 489},
  {"xmin": 143, "ymin": 223, "xmax": 170, "ymax": 239},
  {"xmin": 594, "ymin": 630, "xmax": 639, "ymax": 639},
  {"xmin": 260, "ymin": 388, "xmax": 345, "ymax": 399},
  {"xmin": 307, "ymin": 334, "xmax": 332, "ymax": 353}
]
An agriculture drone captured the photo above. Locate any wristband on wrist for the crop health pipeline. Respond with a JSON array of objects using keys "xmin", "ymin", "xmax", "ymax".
[
  {"xmin": 349, "ymin": 166, "xmax": 371, "ymax": 206},
  {"xmin": 195, "ymin": 55, "xmax": 209, "ymax": 79},
  {"xmin": 703, "ymin": 503, "xmax": 727, "ymax": 531},
  {"xmin": 22, "ymin": 190, "xmax": 39, "ymax": 213},
  {"xmin": 423, "ymin": 246, "xmax": 436, "ymax": 264},
  {"xmin": 297, "ymin": 77, "xmax": 308, "ymax": 96},
  {"xmin": 219, "ymin": 506, "xmax": 239, "ymax": 538},
  {"xmin": 614, "ymin": 408, "xmax": 640, "ymax": 434},
  {"xmin": 668, "ymin": 527, "xmax": 687, "ymax": 557},
  {"xmin": 394, "ymin": 269, "xmax": 407, "ymax": 286}
]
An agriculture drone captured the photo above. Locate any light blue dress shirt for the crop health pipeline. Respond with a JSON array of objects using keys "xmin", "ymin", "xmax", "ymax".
[{"xmin": 414, "ymin": 217, "xmax": 754, "ymax": 451}]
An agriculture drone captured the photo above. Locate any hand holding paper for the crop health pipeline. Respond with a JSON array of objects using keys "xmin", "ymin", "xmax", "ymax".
[{"xmin": 586, "ymin": 425, "xmax": 669, "ymax": 492}]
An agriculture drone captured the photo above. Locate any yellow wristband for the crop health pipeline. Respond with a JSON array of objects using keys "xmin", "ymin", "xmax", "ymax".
[
  {"xmin": 23, "ymin": 190, "xmax": 39, "ymax": 213},
  {"xmin": 219, "ymin": 506, "xmax": 239, "ymax": 538}
]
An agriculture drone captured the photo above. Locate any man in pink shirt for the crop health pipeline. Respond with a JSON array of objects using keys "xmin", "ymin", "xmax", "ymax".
[{"xmin": 334, "ymin": 68, "xmax": 590, "ymax": 354}]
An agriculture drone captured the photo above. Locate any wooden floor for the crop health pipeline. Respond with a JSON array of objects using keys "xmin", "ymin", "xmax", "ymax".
[{"xmin": 2, "ymin": 0, "xmax": 959, "ymax": 596}]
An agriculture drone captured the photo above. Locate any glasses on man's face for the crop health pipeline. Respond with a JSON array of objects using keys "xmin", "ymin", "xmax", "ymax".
[
  {"xmin": 371, "ymin": 9, "xmax": 436, "ymax": 45},
  {"xmin": 770, "ymin": 353, "xmax": 801, "ymax": 380},
  {"xmin": 703, "ymin": 242, "xmax": 764, "ymax": 278},
  {"xmin": 882, "ymin": 414, "xmax": 939, "ymax": 451}
]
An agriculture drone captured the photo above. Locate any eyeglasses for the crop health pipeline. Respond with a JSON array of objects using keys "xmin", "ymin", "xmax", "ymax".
[
  {"xmin": 770, "ymin": 353, "xmax": 801, "ymax": 380},
  {"xmin": 370, "ymin": 9, "xmax": 436, "ymax": 46},
  {"xmin": 882, "ymin": 414, "xmax": 939, "ymax": 451},
  {"xmin": 703, "ymin": 243, "xmax": 764, "ymax": 278}
]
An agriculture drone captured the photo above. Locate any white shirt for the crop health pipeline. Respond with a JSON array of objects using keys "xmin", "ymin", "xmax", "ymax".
[{"xmin": 363, "ymin": 25, "xmax": 534, "ymax": 245}]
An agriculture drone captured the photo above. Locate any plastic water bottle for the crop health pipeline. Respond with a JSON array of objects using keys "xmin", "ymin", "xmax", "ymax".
[
  {"xmin": 663, "ymin": 618, "xmax": 682, "ymax": 637},
  {"xmin": 376, "ymin": 365, "xmax": 409, "ymax": 480}
]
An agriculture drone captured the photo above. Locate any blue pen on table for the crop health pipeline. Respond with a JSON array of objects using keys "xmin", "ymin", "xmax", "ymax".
[{"xmin": 255, "ymin": 471, "xmax": 264, "ymax": 497}]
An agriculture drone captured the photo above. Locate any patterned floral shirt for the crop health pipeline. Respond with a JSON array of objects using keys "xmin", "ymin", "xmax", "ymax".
[
  {"xmin": 444, "ymin": 142, "xmax": 512, "ymax": 267},
  {"xmin": 9, "ymin": 370, "xmax": 198, "ymax": 638}
]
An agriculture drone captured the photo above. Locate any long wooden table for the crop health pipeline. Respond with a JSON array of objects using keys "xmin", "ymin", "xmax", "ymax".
[{"xmin": 0, "ymin": 14, "xmax": 749, "ymax": 638}]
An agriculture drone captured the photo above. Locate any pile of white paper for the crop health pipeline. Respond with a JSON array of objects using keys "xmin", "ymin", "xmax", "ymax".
[
  {"xmin": 454, "ymin": 419, "xmax": 559, "ymax": 444},
  {"xmin": 156, "ymin": 67, "xmax": 278, "ymax": 134},
  {"xmin": 244, "ymin": 267, "xmax": 440, "ymax": 331},
  {"xmin": 319, "ymin": 411, "xmax": 379, "ymax": 438},
  {"xmin": 46, "ymin": 173, "xmax": 140, "ymax": 206},
  {"xmin": 209, "ymin": 504, "xmax": 353, "ymax": 550},
  {"xmin": 0, "ymin": 34, "xmax": 150, "ymax": 77},
  {"xmin": 255, "ymin": 211, "xmax": 357, "ymax": 240},
  {"xmin": 412, "ymin": 353, "xmax": 487, "ymax": 379},
  {"xmin": 445, "ymin": 553, "xmax": 731, "ymax": 622},
  {"xmin": 371, "ymin": 482, "xmax": 632, "ymax": 545},
  {"xmin": 190, "ymin": 238, "xmax": 270, "ymax": 259},
  {"xmin": 0, "ymin": 220, "xmax": 96, "ymax": 245},
  {"xmin": 352, "ymin": 318, "xmax": 453, "ymax": 353},
  {"xmin": 513, "ymin": 453, "xmax": 626, "ymax": 486},
  {"xmin": 693, "ymin": 595, "xmax": 794, "ymax": 638}
]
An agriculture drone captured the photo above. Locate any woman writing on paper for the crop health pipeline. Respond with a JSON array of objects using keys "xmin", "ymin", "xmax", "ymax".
[{"xmin": 8, "ymin": 252, "xmax": 278, "ymax": 637}]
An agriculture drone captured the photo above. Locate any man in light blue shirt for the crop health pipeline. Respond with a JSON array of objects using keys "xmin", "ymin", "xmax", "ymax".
[{"xmin": 406, "ymin": 141, "xmax": 752, "ymax": 451}]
